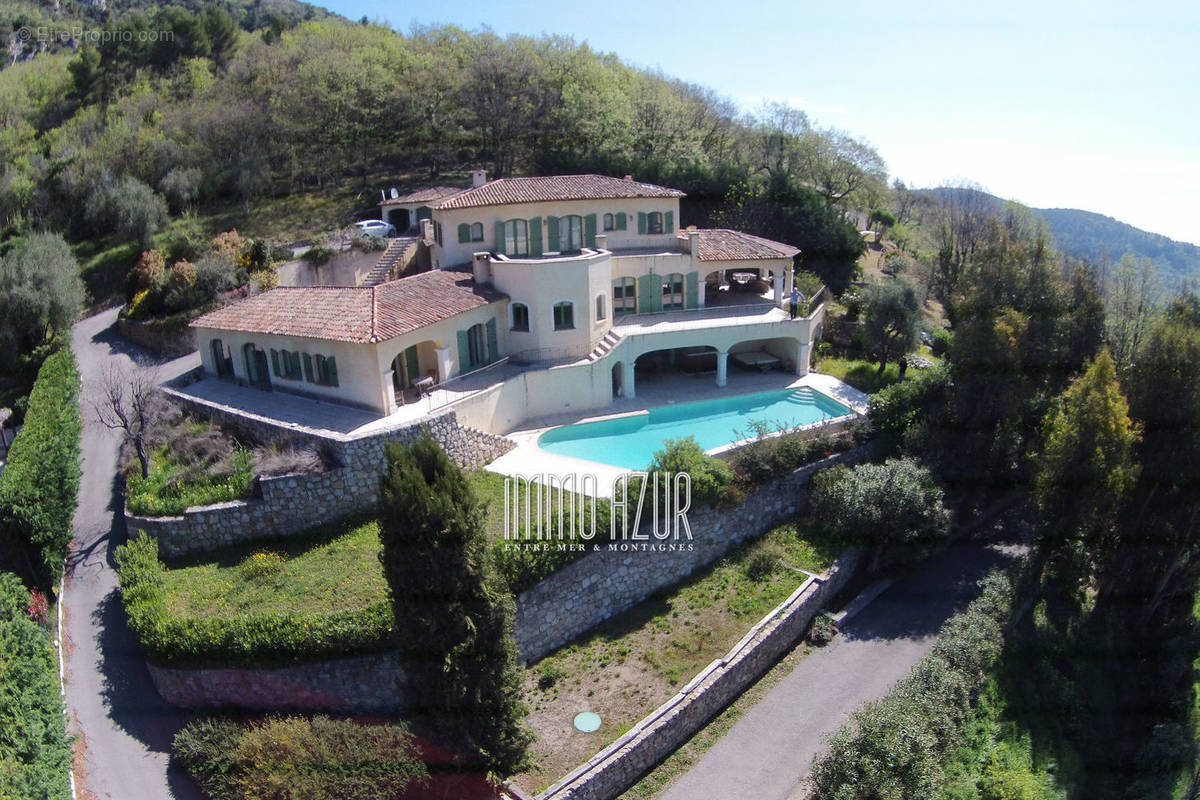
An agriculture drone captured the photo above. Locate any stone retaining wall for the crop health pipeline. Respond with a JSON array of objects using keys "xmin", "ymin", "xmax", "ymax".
[
  {"xmin": 126, "ymin": 412, "xmax": 515, "ymax": 559},
  {"xmin": 117, "ymin": 314, "xmax": 197, "ymax": 356},
  {"xmin": 536, "ymin": 549, "xmax": 858, "ymax": 800},
  {"xmin": 514, "ymin": 445, "xmax": 869, "ymax": 663},
  {"xmin": 146, "ymin": 650, "xmax": 406, "ymax": 714}
]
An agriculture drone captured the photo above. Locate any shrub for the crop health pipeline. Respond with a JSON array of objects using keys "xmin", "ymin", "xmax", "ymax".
[
  {"xmin": 810, "ymin": 572, "xmax": 1014, "ymax": 799},
  {"xmin": 794, "ymin": 270, "xmax": 824, "ymax": 298},
  {"xmin": 930, "ymin": 327, "xmax": 953, "ymax": 357},
  {"xmin": 250, "ymin": 268, "xmax": 278, "ymax": 291},
  {"xmin": 842, "ymin": 290, "xmax": 865, "ymax": 321},
  {"xmin": 743, "ymin": 548, "xmax": 778, "ymax": 582},
  {"xmin": 0, "ymin": 233, "xmax": 84, "ymax": 372},
  {"xmin": 239, "ymin": 551, "xmax": 285, "ymax": 581},
  {"xmin": 167, "ymin": 259, "xmax": 197, "ymax": 290},
  {"xmin": 809, "ymin": 612, "xmax": 838, "ymax": 645},
  {"xmin": 115, "ymin": 533, "xmax": 396, "ymax": 666},
  {"xmin": 868, "ymin": 363, "xmax": 951, "ymax": 456},
  {"xmin": 882, "ymin": 252, "xmax": 911, "ymax": 276},
  {"xmin": 174, "ymin": 715, "xmax": 428, "ymax": 800},
  {"xmin": 0, "ymin": 570, "xmax": 73, "ymax": 800},
  {"xmin": 304, "ymin": 245, "xmax": 335, "ymax": 267},
  {"xmin": 0, "ymin": 347, "xmax": 81, "ymax": 582},
  {"xmin": 808, "ymin": 457, "xmax": 950, "ymax": 573},
  {"xmin": 647, "ymin": 436, "xmax": 734, "ymax": 508},
  {"xmin": 128, "ymin": 249, "xmax": 166, "ymax": 293}
]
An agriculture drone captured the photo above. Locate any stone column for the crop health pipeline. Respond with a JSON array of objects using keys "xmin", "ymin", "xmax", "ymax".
[
  {"xmin": 795, "ymin": 341, "xmax": 811, "ymax": 376},
  {"xmin": 383, "ymin": 369, "xmax": 398, "ymax": 412},
  {"xmin": 434, "ymin": 347, "xmax": 452, "ymax": 383},
  {"xmin": 623, "ymin": 360, "xmax": 636, "ymax": 399},
  {"xmin": 716, "ymin": 350, "xmax": 728, "ymax": 387},
  {"xmin": 773, "ymin": 271, "xmax": 784, "ymax": 305}
]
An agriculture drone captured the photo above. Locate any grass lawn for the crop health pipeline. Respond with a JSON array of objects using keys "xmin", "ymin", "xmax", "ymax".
[
  {"xmin": 161, "ymin": 517, "xmax": 388, "ymax": 618},
  {"xmin": 817, "ymin": 347, "xmax": 943, "ymax": 396},
  {"xmin": 510, "ymin": 521, "xmax": 843, "ymax": 795},
  {"xmin": 125, "ymin": 442, "xmax": 256, "ymax": 517}
]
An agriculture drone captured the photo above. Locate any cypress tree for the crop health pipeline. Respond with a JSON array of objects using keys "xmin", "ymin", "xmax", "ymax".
[{"xmin": 378, "ymin": 435, "xmax": 531, "ymax": 776}]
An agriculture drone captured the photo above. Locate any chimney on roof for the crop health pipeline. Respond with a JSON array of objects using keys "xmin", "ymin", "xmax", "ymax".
[
  {"xmin": 687, "ymin": 229, "xmax": 701, "ymax": 257},
  {"xmin": 623, "ymin": 175, "xmax": 633, "ymax": 181},
  {"xmin": 472, "ymin": 252, "xmax": 492, "ymax": 285},
  {"xmin": 471, "ymin": 169, "xmax": 487, "ymax": 188}
]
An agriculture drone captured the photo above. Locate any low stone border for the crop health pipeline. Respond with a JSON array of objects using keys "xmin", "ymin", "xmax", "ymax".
[
  {"xmin": 146, "ymin": 649, "xmax": 407, "ymax": 714},
  {"xmin": 116, "ymin": 314, "xmax": 196, "ymax": 357},
  {"xmin": 535, "ymin": 549, "xmax": 858, "ymax": 800}
]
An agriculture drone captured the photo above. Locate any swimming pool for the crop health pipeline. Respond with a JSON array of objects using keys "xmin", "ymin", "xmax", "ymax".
[{"xmin": 537, "ymin": 387, "xmax": 856, "ymax": 471}]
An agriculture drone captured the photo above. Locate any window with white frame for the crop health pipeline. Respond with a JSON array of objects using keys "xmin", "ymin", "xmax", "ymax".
[
  {"xmin": 504, "ymin": 219, "xmax": 528, "ymax": 256},
  {"xmin": 662, "ymin": 272, "xmax": 684, "ymax": 310},
  {"xmin": 613, "ymin": 277, "xmax": 636, "ymax": 315},
  {"xmin": 558, "ymin": 215, "xmax": 583, "ymax": 253}
]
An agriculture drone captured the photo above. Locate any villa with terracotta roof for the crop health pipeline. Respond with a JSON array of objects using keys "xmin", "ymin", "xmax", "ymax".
[{"xmin": 191, "ymin": 172, "xmax": 826, "ymax": 429}]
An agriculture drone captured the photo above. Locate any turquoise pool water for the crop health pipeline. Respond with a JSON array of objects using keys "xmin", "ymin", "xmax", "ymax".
[{"xmin": 537, "ymin": 387, "xmax": 855, "ymax": 470}]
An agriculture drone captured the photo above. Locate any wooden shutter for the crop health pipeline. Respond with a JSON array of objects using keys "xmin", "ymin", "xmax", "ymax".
[
  {"xmin": 529, "ymin": 216, "xmax": 543, "ymax": 257},
  {"xmin": 616, "ymin": 212, "xmax": 627, "ymax": 230},
  {"xmin": 494, "ymin": 221, "xmax": 506, "ymax": 255},
  {"xmin": 638, "ymin": 274, "xmax": 660, "ymax": 313},
  {"xmin": 637, "ymin": 212, "xmax": 647, "ymax": 234},
  {"xmin": 485, "ymin": 318, "xmax": 499, "ymax": 363},
  {"xmin": 584, "ymin": 213, "xmax": 597, "ymax": 248},
  {"xmin": 546, "ymin": 216, "xmax": 559, "ymax": 251},
  {"xmin": 289, "ymin": 351, "xmax": 301, "ymax": 379},
  {"xmin": 685, "ymin": 271, "xmax": 699, "ymax": 309},
  {"xmin": 302, "ymin": 352, "xmax": 314, "ymax": 382},
  {"xmin": 326, "ymin": 356, "xmax": 338, "ymax": 387},
  {"xmin": 456, "ymin": 329, "xmax": 470, "ymax": 374},
  {"xmin": 404, "ymin": 346, "xmax": 419, "ymax": 383},
  {"xmin": 457, "ymin": 223, "xmax": 470, "ymax": 243},
  {"xmin": 665, "ymin": 210, "xmax": 674, "ymax": 233},
  {"xmin": 270, "ymin": 349, "xmax": 280, "ymax": 377}
]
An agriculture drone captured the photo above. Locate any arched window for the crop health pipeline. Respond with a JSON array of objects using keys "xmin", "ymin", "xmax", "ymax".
[
  {"xmin": 596, "ymin": 293, "xmax": 607, "ymax": 322},
  {"xmin": 647, "ymin": 211, "xmax": 664, "ymax": 234},
  {"xmin": 466, "ymin": 322, "xmax": 487, "ymax": 368},
  {"xmin": 612, "ymin": 277, "xmax": 636, "ymax": 316},
  {"xmin": 558, "ymin": 215, "xmax": 583, "ymax": 253},
  {"xmin": 603, "ymin": 213, "xmax": 615, "ymax": 231},
  {"xmin": 510, "ymin": 302, "xmax": 530, "ymax": 332},
  {"xmin": 243, "ymin": 343, "xmax": 270, "ymax": 388},
  {"xmin": 503, "ymin": 219, "xmax": 528, "ymax": 256},
  {"xmin": 662, "ymin": 272, "xmax": 684, "ymax": 310},
  {"xmin": 469, "ymin": 222, "xmax": 484, "ymax": 242},
  {"xmin": 553, "ymin": 301, "xmax": 575, "ymax": 331}
]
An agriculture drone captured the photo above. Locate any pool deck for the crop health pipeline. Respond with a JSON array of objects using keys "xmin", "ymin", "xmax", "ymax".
[{"xmin": 484, "ymin": 371, "xmax": 868, "ymax": 497}]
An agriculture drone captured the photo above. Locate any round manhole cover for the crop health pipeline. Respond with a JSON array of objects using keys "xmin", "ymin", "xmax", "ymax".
[{"xmin": 573, "ymin": 711, "xmax": 601, "ymax": 733}]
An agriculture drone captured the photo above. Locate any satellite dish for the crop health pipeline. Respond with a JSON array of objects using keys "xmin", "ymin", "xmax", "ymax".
[{"xmin": 390, "ymin": 187, "xmax": 399, "ymax": 199}]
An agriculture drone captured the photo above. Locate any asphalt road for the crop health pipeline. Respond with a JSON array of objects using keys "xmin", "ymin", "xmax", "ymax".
[
  {"xmin": 659, "ymin": 540, "xmax": 1019, "ymax": 800},
  {"xmin": 62, "ymin": 308, "xmax": 202, "ymax": 800}
]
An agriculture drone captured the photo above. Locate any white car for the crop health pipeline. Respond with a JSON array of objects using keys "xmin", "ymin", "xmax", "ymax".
[{"xmin": 355, "ymin": 219, "xmax": 397, "ymax": 238}]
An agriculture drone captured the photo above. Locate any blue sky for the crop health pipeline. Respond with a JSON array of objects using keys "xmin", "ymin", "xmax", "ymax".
[{"xmin": 320, "ymin": 0, "xmax": 1200, "ymax": 245}]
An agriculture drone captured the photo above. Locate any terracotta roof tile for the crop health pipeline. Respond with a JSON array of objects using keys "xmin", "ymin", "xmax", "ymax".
[
  {"xmin": 190, "ymin": 269, "xmax": 505, "ymax": 344},
  {"xmin": 433, "ymin": 174, "xmax": 684, "ymax": 210},
  {"xmin": 682, "ymin": 228, "xmax": 800, "ymax": 261},
  {"xmin": 382, "ymin": 186, "xmax": 464, "ymax": 205}
]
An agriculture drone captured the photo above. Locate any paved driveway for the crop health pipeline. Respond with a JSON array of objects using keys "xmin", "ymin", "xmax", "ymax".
[
  {"xmin": 62, "ymin": 308, "xmax": 202, "ymax": 800},
  {"xmin": 659, "ymin": 541, "xmax": 1019, "ymax": 800}
]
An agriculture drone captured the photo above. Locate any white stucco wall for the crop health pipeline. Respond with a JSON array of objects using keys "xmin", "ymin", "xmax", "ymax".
[{"xmin": 431, "ymin": 196, "xmax": 683, "ymax": 268}]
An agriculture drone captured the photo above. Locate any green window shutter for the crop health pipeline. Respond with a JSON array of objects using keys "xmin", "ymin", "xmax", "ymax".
[
  {"xmin": 405, "ymin": 345, "xmax": 419, "ymax": 383},
  {"xmin": 665, "ymin": 210, "xmax": 674, "ymax": 233},
  {"xmin": 494, "ymin": 221, "xmax": 506, "ymax": 254},
  {"xmin": 584, "ymin": 213, "xmax": 597, "ymax": 248},
  {"xmin": 638, "ymin": 275, "xmax": 661, "ymax": 313},
  {"xmin": 637, "ymin": 212, "xmax": 647, "ymax": 234},
  {"xmin": 457, "ymin": 223, "xmax": 470, "ymax": 243},
  {"xmin": 302, "ymin": 352, "xmax": 314, "ymax": 382},
  {"xmin": 485, "ymin": 318, "xmax": 499, "ymax": 363},
  {"xmin": 685, "ymin": 271, "xmax": 699, "ymax": 309},
  {"xmin": 546, "ymin": 216, "xmax": 559, "ymax": 250},
  {"xmin": 270, "ymin": 349, "xmax": 280, "ymax": 377},
  {"xmin": 289, "ymin": 351, "xmax": 301, "ymax": 379},
  {"xmin": 456, "ymin": 329, "xmax": 470, "ymax": 374},
  {"xmin": 326, "ymin": 356, "xmax": 338, "ymax": 387},
  {"xmin": 616, "ymin": 212, "xmax": 627, "ymax": 230},
  {"xmin": 528, "ymin": 216, "xmax": 543, "ymax": 257}
]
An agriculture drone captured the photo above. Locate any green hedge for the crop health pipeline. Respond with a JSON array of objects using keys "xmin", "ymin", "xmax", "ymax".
[
  {"xmin": 115, "ymin": 533, "xmax": 395, "ymax": 667},
  {"xmin": 0, "ymin": 572, "xmax": 73, "ymax": 800},
  {"xmin": 810, "ymin": 571, "xmax": 1014, "ymax": 799},
  {"xmin": 0, "ymin": 348, "xmax": 81, "ymax": 582}
]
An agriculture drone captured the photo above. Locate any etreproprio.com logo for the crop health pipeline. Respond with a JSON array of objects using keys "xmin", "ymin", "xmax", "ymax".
[{"xmin": 17, "ymin": 26, "xmax": 176, "ymax": 44}]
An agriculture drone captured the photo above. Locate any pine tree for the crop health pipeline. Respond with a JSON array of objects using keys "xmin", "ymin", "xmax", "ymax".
[{"xmin": 377, "ymin": 435, "xmax": 531, "ymax": 776}]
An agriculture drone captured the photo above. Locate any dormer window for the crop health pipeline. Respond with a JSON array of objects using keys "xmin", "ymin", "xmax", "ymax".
[{"xmin": 470, "ymin": 222, "xmax": 484, "ymax": 242}]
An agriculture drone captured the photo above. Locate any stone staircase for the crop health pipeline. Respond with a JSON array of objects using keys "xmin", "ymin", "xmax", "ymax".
[
  {"xmin": 361, "ymin": 236, "xmax": 419, "ymax": 286},
  {"xmin": 587, "ymin": 330, "xmax": 622, "ymax": 362}
]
